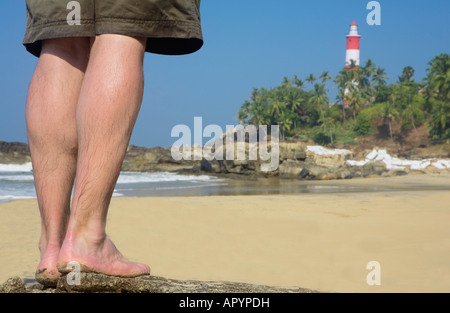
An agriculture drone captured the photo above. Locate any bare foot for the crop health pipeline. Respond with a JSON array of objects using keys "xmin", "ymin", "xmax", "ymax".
[
  {"xmin": 35, "ymin": 242, "xmax": 61, "ymax": 287},
  {"xmin": 57, "ymin": 232, "xmax": 150, "ymax": 278}
]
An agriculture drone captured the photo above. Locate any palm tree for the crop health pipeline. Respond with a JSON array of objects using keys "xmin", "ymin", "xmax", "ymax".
[
  {"xmin": 308, "ymin": 84, "xmax": 329, "ymax": 120},
  {"xmin": 269, "ymin": 96, "xmax": 285, "ymax": 120},
  {"xmin": 246, "ymin": 88, "xmax": 271, "ymax": 127},
  {"xmin": 334, "ymin": 68, "xmax": 353, "ymax": 90},
  {"xmin": 382, "ymin": 93, "xmax": 399, "ymax": 140},
  {"xmin": 347, "ymin": 84, "xmax": 364, "ymax": 121},
  {"xmin": 356, "ymin": 60, "xmax": 375, "ymax": 104},
  {"xmin": 373, "ymin": 67, "xmax": 388, "ymax": 87},
  {"xmin": 250, "ymin": 87, "xmax": 260, "ymax": 103},
  {"xmin": 293, "ymin": 75, "xmax": 304, "ymax": 89},
  {"xmin": 336, "ymin": 88, "xmax": 347, "ymax": 126},
  {"xmin": 426, "ymin": 54, "xmax": 450, "ymax": 99},
  {"xmin": 399, "ymin": 66, "xmax": 415, "ymax": 83},
  {"xmin": 428, "ymin": 54, "xmax": 450, "ymax": 77},
  {"xmin": 281, "ymin": 77, "xmax": 291, "ymax": 88},
  {"xmin": 249, "ymin": 100, "xmax": 267, "ymax": 127},
  {"xmin": 346, "ymin": 60, "xmax": 360, "ymax": 81},
  {"xmin": 284, "ymin": 88, "xmax": 301, "ymax": 111},
  {"xmin": 430, "ymin": 100, "xmax": 450, "ymax": 139},
  {"xmin": 319, "ymin": 71, "xmax": 332, "ymax": 85},
  {"xmin": 238, "ymin": 100, "xmax": 251, "ymax": 123},
  {"xmin": 335, "ymin": 67, "xmax": 357, "ymax": 122},
  {"xmin": 401, "ymin": 95, "xmax": 423, "ymax": 143},
  {"xmin": 319, "ymin": 110, "xmax": 336, "ymax": 144},
  {"xmin": 364, "ymin": 59, "xmax": 376, "ymax": 78},
  {"xmin": 431, "ymin": 66, "xmax": 450, "ymax": 100},
  {"xmin": 372, "ymin": 67, "xmax": 390, "ymax": 103},
  {"xmin": 426, "ymin": 54, "xmax": 450, "ymax": 139},
  {"xmin": 278, "ymin": 111, "xmax": 294, "ymax": 140},
  {"xmin": 306, "ymin": 73, "xmax": 317, "ymax": 86},
  {"xmin": 283, "ymin": 88, "xmax": 302, "ymax": 129}
]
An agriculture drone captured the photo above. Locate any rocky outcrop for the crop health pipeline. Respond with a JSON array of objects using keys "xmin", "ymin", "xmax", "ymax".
[
  {"xmin": 196, "ymin": 142, "xmax": 394, "ymax": 180},
  {"xmin": 0, "ymin": 275, "xmax": 316, "ymax": 293},
  {"xmin": 0, "ymin": 141, "xmax": 31, "ymax": 164},
  {"xmin": 0, "ymin": 277, "xmax": 27, "ymax": 293},
  {"xmin": 200, "ymin": 143, "xmax": 450, "ymax": 180},
  {"xmin": 2, "ymin": 141, "xmax": 449, "ymax": 181},
  {"xmin": 195, "ymin": 142, "xmax": 307, "ymax": 178},
  {"xmin": 122, "ymin": 145, "xmax": 201, "ymax": 172}
]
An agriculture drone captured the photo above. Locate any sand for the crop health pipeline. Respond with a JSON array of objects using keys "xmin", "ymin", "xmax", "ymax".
[{"xmin": 1, "ymin": 174, "xmax": 450, "ymax": 293}]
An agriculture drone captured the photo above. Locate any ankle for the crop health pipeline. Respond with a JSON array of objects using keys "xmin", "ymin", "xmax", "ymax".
[
  {"xmin": 65, "ymin": 223, "xmax": 107, "ymax": 246},
  {"xmin": 39, "ymin": 234, "xmax": 64, "ymax": 252}
]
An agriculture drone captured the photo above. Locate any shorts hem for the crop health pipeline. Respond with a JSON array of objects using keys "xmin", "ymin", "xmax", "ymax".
[
  {"xmin": 96, "ymin": 18, "xmax": 203, "ymax": 55},
  {"xmin": 23, "ymin": 18, "xmax": 203, "ymax": 57}
]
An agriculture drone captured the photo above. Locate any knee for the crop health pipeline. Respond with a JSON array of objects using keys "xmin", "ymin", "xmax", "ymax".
[{"xmin": 41, "ymin": 37, "xmax": 90, "ymax": 69}]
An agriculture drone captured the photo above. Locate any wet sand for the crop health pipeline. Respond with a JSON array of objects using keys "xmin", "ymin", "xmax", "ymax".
[{"xmin": 1, "ymin": 174, "xmax": 450, "ymax": 292}]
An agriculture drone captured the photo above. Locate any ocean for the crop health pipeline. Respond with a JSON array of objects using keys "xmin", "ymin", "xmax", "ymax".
[{"xmin": 0, "ymin": 162, "xmax": 227, "ymax": 202}]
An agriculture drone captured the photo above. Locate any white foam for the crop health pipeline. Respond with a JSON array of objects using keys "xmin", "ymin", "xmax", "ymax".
[
  {"xmin": 0, "ymin": 195, "xmax": 36, "ymax": 202},
  {"xmin": 116, "ymin": 172, "xmax": 222, "ymax": 184},
  {"xmin": 0, "ymin": 174, "xmax": 34, "ymax": 182},
  {"xmin": 112, "ymin": 190, "xmax": 124, "ymax": 197},
  {"xmin": 0, "ymin": 162, "xmax": 33, "ymax": 172}
]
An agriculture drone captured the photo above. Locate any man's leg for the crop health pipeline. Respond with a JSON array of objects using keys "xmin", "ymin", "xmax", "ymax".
[
  {"xmin": 58, "ymin": 34, "xmax": 150, "ymax": 277},
  {"xmin": 26, "ymin": 38, "xmax": 90, "ymax": 284}
]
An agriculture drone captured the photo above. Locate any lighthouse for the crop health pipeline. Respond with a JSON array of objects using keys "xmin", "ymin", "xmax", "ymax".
[
  {"xmin": 345, "ymin": 21, "xmax": 361, "ymax": 67},
  {"xmin": 343, "ymin": 22, "xmax": 361, "ymax": 106}
]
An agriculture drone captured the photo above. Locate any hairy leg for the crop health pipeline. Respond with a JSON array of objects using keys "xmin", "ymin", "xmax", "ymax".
[
  {"xmin": 26, "ymin": 38, "xmax": 90, "ymax": 285},
  {"xmin": 58, "ymin": 34, "xmax": 150, "ymax": 277}
]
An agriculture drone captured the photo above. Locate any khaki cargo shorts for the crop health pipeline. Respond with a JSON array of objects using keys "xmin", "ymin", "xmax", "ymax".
[{"xmin": 23, "ymin": 0, "xmax": 203, "ymax": 57}]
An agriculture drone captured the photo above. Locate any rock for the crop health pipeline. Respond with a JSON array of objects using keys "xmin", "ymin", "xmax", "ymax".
[
  {"xmin": 0, "ymin": 277, "xmax": 26, "ymax": 293},
  {"xmin": 2, "ymin": 140, "xmax": 445, "ymax": 181},
  {"xmin": 201, "ymin": 159, "xmax": 227, "ymax": 174},
  {"xmin": 305, "ymin": 146, "xmax": 353, "ymax": 167},
  {"xmin": 122, "ymin": 145, "xmax": 200, "ymax": 172},
  {"xmin": 364, "ymin": 174, "xmax": 382, "ymax": 179},
  {"xmin": 55, "ymin": 273, "xmax": 316, "ymax": 293},
  {"xmin": 23, "ymin": 278, "xmax": 48, "ymax": 293},
  {"xmin": 361, "ymin": 160, "xmax": 388, "ymax": 177},
  {"xmin": 338, "ymin": 169, "xmax": 353, "ymax": 179},
  {"xmin": 200, "ymin": 158, "xmax": 213, "ymax": 172},
  {"xmin": 280, "ymin": 142, "xmax": 307, "ymax": 161},
  {"xmin": 1, "ymin": 275, "xmax": 317, "ymax": 293},
  {"xmin": 382, "ymin": 170, "xmax": 409, "ymax": 177},
  {"xmin": 298, "ymin": 168, "xmax": 310, "ymax": 179},
  {"xmin": 0, "ymin": 141, "xmax": 31, "ymax": 164},
  {"xmin": 279, "ymin": 160, "xmax": 304, "ymax": 177}
]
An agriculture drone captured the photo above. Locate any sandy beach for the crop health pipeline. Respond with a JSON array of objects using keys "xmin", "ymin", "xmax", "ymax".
[{"xmin": 1, "ymin": 174, "xmax": 450, "ymax": 293}]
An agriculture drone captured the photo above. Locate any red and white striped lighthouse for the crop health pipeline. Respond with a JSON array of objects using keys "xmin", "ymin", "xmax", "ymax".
[
  {"xmin": 345, "ymin": 21, "xmax": 361, "ymax": 67},
  {"xmin": 343, "ymin": 22, "xmax": 361, "ymax": 106}
]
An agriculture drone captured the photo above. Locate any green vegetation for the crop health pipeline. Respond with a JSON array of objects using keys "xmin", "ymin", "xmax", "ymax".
[{"xmin": 237, "ymin": 54, "xmax": 450, "ymax": 145}]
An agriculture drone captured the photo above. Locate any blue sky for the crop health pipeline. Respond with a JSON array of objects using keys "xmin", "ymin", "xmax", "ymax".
[{"xmin": 0, "ymin": 0, "xmax": 449, "ymax": 148}]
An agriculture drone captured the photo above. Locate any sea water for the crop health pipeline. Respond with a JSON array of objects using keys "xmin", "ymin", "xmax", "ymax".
[
  {"xmin": 0, "ymin": 163, "xmax": 35, "ymax": 202},
  {"xmin": 0, "ymin": 162, "xmax": 227, "ymax": 202},
  {"xmin": 2, "ymin": 162, "xmax": 449, "ymax": 203}
]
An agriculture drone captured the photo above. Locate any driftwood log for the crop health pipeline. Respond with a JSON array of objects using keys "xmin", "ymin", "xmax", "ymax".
[{"xmin": 0, "ymin": 274, "xmax": 317, "ymax": 293}]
